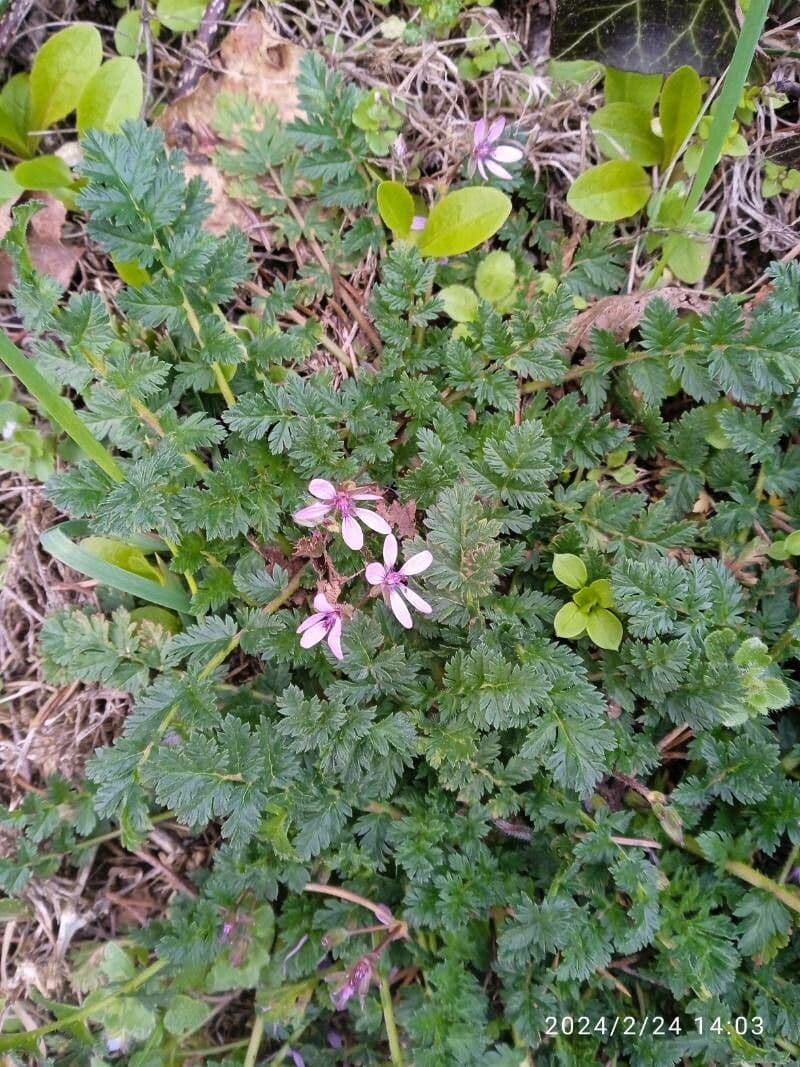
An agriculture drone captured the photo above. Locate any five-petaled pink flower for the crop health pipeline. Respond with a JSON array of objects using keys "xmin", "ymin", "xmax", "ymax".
[
  {"xmin": 365, "ymin": 534, "xmax": 433, "ymax": 629},
  {"xmin": 470, "ymin": 117, "xmax": 524, "ymax": 181},
  {"xmin": 297, "ymin": 593, "xmax": 345, "ymax": 660},
  {"xmin": 293, "ymin": 479, "xmax": 391, "ymax": 551}
]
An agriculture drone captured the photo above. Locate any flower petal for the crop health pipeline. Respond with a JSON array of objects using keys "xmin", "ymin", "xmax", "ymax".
[
  {"xmin": 293, "ymin": 502, "xmax": 330, "ymax": 526},
  {"xmin": 365, "ymin": 562, "xmax": 387, "ymax": 585},
  {"xmin": 351, "ymin": 489, "xmax": 382, "ymax": 500},
  {"xmin": 327, "ymin": 617, "xmax": 344, "ymax": 660},
  {"xmin": 299, "ymin": 619, "xmax": 328, "ymax": 647},
  {"xmin": 341, "ymin": 515, "xmax": 364, "ymax": 550},
  {"xmin": 389, "ymin": 589, "xmax": 413, "ymax": 628},
  {"xmin": 309, "ymin": 478, "xmax": 337, "ymax": 500},
  {"xmin": 487, "ymin": 116, "xmax": 506, "ymax": 143},
  {"xmin": 383, "ymin": 534, "xmax": 398, "ymax": 568},
  {"xmin": 476, "ymin": 159, "xmax": 488, "ymax": 181},
  {"xmin": 400, "ymin": 549, "xmax": 432, "ymax": 576},
  {"xmin": 402, "ymin": 587, "xmax": 432, "ymax": 614},
  {"xmin": 313, "ymin": 592, "xmax": 334, "ymax": 613},
  {"xmin": 485, "ymin": 159, "xmax": 513, "ymax": 181},
  {"xmin": 355, "ymin": 507, "xmax": 392, "ymax": 535},
  {"xmin": 297, "ymin": 612, "xmax": 325, "ymax": 634},
  {"xmin": 473, "ymin": 117, "xmax": 487, "ymax": 147},
  {"xmin": 492, "ymin": 144, "xmax": 524, "ymax": 163}
]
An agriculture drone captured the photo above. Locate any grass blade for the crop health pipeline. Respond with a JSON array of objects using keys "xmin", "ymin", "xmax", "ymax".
[
  {"xmin": 41, "ymin": 522, "xmax": 192, "ymax": 613},
  {"xmin": 0, "ymin": 327, "xmax": 124, "ymax": 482}
]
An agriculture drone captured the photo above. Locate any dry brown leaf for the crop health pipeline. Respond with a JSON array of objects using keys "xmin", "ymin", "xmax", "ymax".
[
  {"xmin": 566, "ymin": 287, "xmax": 711, "ymax": 355},
  {"xmin": 0, "ymin": 195, "xmax": 80, "ymax": 292},
  {"xmin": 158, "ymin": 10, "xmax": 302, "ymax": 236}
]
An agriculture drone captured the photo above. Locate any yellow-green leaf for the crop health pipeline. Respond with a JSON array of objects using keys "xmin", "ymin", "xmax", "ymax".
[
  {"xmin": 417, "ymin": 186, "xmax": 511, "ymax": 258},
  {"xmin": 156, "ymin": 0, "xmax": 205, "ymax": 33},
  {"xmin": 552, "ymin": 553, "xmax": 587, "ymax": 589},
  {"xmin": 439, "ymin": 284, "xmax": 478, "ymax": 323},
  {"xmin": 604, "ymin": 68, "xmax": 663, "ymax": 111},
  {"xmin": 29, "ymin": 24, "xmax": 103, "ymax": 131},
  {"xmin": 659, "ymin": 65, "xmax": 702, "ymax": 165},
  {"xmin": 554, "ymin": 602, "xmax": 589, "ymax": 639},
  {"xmin": 586, "ymin": 608, "xmax": 623, "ymax": 650},
  {"xmin": 475, "ymin": 250, "xmax": 516, "ymax": 303},
  {"xmin": 590, "ymin": 102, "xmax": 663, "ymax": 165},
  {"xmin": 376, "ymin": 180, "xmax": 414, "ymax": 237},
  {"xmin": 80, "ymin": 537, "xmax": 164, "ymax": 583},
  {"xmin": 567, "ymin": 161, "xmax": 651, "ymax": 222},
  {"xmin": 77, "ymin": 58, "xmax": 144, "ymax": 135},
  {"xmin": 13, "ymin": 154, "xmax": 73, "ymax": 192}
]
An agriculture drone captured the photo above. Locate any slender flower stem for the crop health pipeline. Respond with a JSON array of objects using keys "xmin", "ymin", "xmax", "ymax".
[
  {"xmin": 242, "ymin": 1014, "xmax": 264, "ymax": 1067},
  {"xmin": 379, "ymin": 970, "xmax": 404, "ymax": 1067}
]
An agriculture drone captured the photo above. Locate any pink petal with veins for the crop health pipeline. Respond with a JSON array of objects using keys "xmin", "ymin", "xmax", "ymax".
[
  {"xmin": 355, "ymin": 508, "xmax": 391, "ymax": 535},
  {"xmin": 297, "ymin": 612, "xmax": 325, "ymax": 634},
  {"xmin": 341, "ymin": 515, "xmax": 364, "ymax": 550},
  {"xmin": 402, "ymin": 587, "xmax": 432, "ymax": 614},
  {"xmin": 487, "ymin": 116, "xmax": 506, "ymax": 143},
  {"xmin": 351, "ymin": 490, "xmax": 382, "ymax": 501},
  {"xmin": 383, "ymin": 534, "xmax": 398, "ymax": 568},
  {"xmin": 485, "ymin": 159, "xmax": 513, "ymax": 181},
  {"xmin": 365, "ymin": 563, "xmax": 386, "ymax": 585},
  {"xmin": 294, "ymin": 502, "xmax": 331, "ymax": 525},
  {"xmin": 389, "ymin": 589, "xmax": 413, "ymax": 628},
  {"xmin": 327, "ymin": 618, "xmax": 344, "ymax": 660},
  {"xmin": 300, "ymin": 619, "xmax": 329, "ymax": 647},
  {"xmin": 309, "ymin": 479, "xmax": 337, "ymax": 500},
  {"xmin": 400, "ymin": 550, "xmax": 432, "ymax": 576},
  {"xmin": 313, "ymin": 592, "xmax": 335, "ymax": 613},
  {"xmin": 473, "ymin": 117, "xmax": 487, "ymax": 146},
  {"xmin": 493, "ymin": 144, "xmax": 523, "ymax": 163}
]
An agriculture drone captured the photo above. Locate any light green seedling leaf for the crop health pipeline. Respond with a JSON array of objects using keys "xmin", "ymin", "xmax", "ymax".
[
  {"xmin": 113, "ymin": 257, "xmax": 152, "ymax": 288},
  {"xmin": 567, "ymin": 160, "xmax": 650, "ymax": 222},
  {"xmin": 604, "ymin": 68, "xmax": 663, "ymax": 111},
  {"xmin": 77, "ymin": 58, "xmax": 144, "ymax": 135},
  {"xmin": 767, "ymin": 540, "xmax": 790, "ymax": 561},
  {"xmin": 80, "ymin": 537, "xmax": 163, "ymax": 583},
  {"xmin": 376, "ymin": 180, "xmax": 414, "ymax": 237},
  {"xmin": 586, "ymin": 608, "xmax": 623, "ymax": 650},
  {"xmin": 552, "ymin": 552, "xmax": 587, "ymax": 589},
  {"xmin": 417, "ymin": 186, "xmax": 511, "ymax": 258},
  {"xmin": 29, "ymin": 24, "xmax": 103, "ymax": 131},
  {"xmin": 783, "ymin": 530, "xmax": 800, "ymax": 555},
  {"xmin": 164, "ymin": 995, "xmax": 210, "ymax": 1036},
  {"xmin": 475, "ymin": 250, "xmax": 516, "ymax": 303},
  {"xmin": 548, "ymin": 59, "xmax": 603, "ymax": 87},
  {"xmin": 0, "ymin": 106, "xmax": 30, "ymax": 158},
  {"xmin": 13, "ymin": 155, "xmax": 73, "ymax": 192},
  {"xmin": 439, "ymin": 284, "xmax": 478, "ymax": 323},
  {"xmin": 554, "ymin": 601, "xmax": 589, "ymax": 639},
  {"xmin": 659, "ymin": 65, "xmax": 703, "ymax": 165},
  {"xmin": 0, "ymin": 74, "xmax": 33, "ymax": 157},
  {"xmin": 662, "ymin": 233, "xmax": 711, "ymax": 284},
  {"xmin": 115, "ymin": 10, "xmax": 161, "ymax": 56},
  {"xmin": 0, "ymin": 169, "xmax": 21, "ymax": 204},
  {"xmin": 590, "ymin": 103, "xmax": 663, "ymax": 165},
  {"xmin": 611, "ymin": 463, "xmax": 638, "ymax": 485},
  {"xmin": 587, "ymin": 578, "xmax": 614, "ymax": 609},
  {"xmin": 129, "ymin": 606, "xmax": 183, "ymax": 634},
  {"xmin": 157, "ymin": 0, "xmax": 206, "ymax": 33}
]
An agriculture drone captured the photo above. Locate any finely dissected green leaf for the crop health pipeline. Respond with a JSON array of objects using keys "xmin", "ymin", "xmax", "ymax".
[
  {"xmin": 567, "ymin": 161, "xmax": 651, "ymax": 222},
  {"xmin": 156, "ymin": 0, "xmax": 207, "ymax": 33},
  {"xmin": 417, "ymin": 187, "xmax": 511, "ymax": 258},
  {"xmin": 659, "ymin": 65, "xmax": 703, "ymax": 165},
  {"xmin": 376, "ymin": 180, "xmax": 415, "ymax": 236},
  {"xmin": 551, "ymin": 0, "xmax": 738, "ymax": 76},
  {"xmin": 589, "ymin": 102, "xmax": 663, "ymax": 165},
  {"xmin": 41, "ymin": 524, "xmax": 192, "ymax": 613},
  {"xmin": 29, "ymin": 24, "xmax": 103, "ymax": 131},
  {"xmin": 77, "ymin": 58, "xmax": 144, "ymax": 136}
]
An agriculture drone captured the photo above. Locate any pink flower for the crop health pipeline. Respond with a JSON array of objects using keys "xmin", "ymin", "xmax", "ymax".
[
  {"xmin": 365, "ymin": 535, "xmax": 433, "ymax": 629},
  {"xmin": 297, "ymin": 592, "xmax": 345, "ymax": 660},
  {"xmin": 330, "ymin": 955, "xmax": 375, "ymax": 1011},
  {"xmin": 470, "ymin": 117, "xmax": 524, "ymax": 181},
  {"xmin": 293, "ymin": 479, "xmax": 391, "ymax": 551}
]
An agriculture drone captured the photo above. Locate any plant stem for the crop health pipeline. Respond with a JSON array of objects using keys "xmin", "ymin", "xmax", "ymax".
[
  {"xmin": 679, "ymin": 0, "xmax": 771, "ymax": 226},
  {"xmin": 243, "ymin": 1014, "xmax": 264, "ymax": 1067},
  {"xmin": 0, "ymin": 960, "xmax": 168, "ymax": 1052},
  {"xmin": 379, "ymin": 970, "xmax": 404, "ymax": 1067}
]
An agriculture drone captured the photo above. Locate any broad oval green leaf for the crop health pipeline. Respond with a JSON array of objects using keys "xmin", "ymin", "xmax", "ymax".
[
  {"xmin": 552, "ymin": 552, "xmax": 587, "ymax": 590},
  {"xmin": 663, "ymin": 233, "xmax": 711, "ymax": 284},
  {"xmin": 77, "ymin": 58, "xmax": 144, "ymax": 135},
  {"xmin": 114, "ymin": 10, "xmax": 163, "ymax": 56},
  {"xmin": 604, "ymin": 68, "xmax": 663, "ymax": 111},
  {"xmin": 567, "ymin": 160, "xmax": 651, "ymax": 222},
  {"xmin": 551, "ymin": 0, "xmax": 738, "ymax": 76},
  {"xmin": 586, "ymin": 607, "xmax": 623, "ymax": 651},
  {"xmin": 439, "ymin": 284, "xmax": 479, "ymax": 323},
  {"xmin": 29, "ymin": 24, "xmax": 103, "ymax": 131},
  {"xmin": 554, "ymin": 601, "xmax": 589, "ymax": 639},
  {"xmin": 376, "ymin": 180, "xmax": 414, "ymax": 237},
  {"xmin": 0, "ymin": 74, "xmax": 32, "ymax": 157},
  {"xmin": 659, "ymin": 65, "xmax": 703, "ymax": 165},
  {"xmin": 156, "ymin": 0, "xmax": 206, "ymax": 33},
  {"xmin": 475, "ymin": 250, "xmax": 516, "ymax": 303},
  {"xmin": 13, "ymin": 155, "xmax": 73, "ymax": 192},
  {"xmin": 0, "ymin": 169, "xmax": 22, "ymax": 204},
  {"xmin": 417, "ymin": 186, "xmax": 511, "ymax": 258},
  {"xmin": 590, "ymin": 103, "xmax": 663, "ymax": 165}
]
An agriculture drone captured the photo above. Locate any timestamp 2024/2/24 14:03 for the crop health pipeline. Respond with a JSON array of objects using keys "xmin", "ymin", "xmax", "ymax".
[{"xmin": 543, "ymin": 1016, "xmax": 766, "ymax": 1039}]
